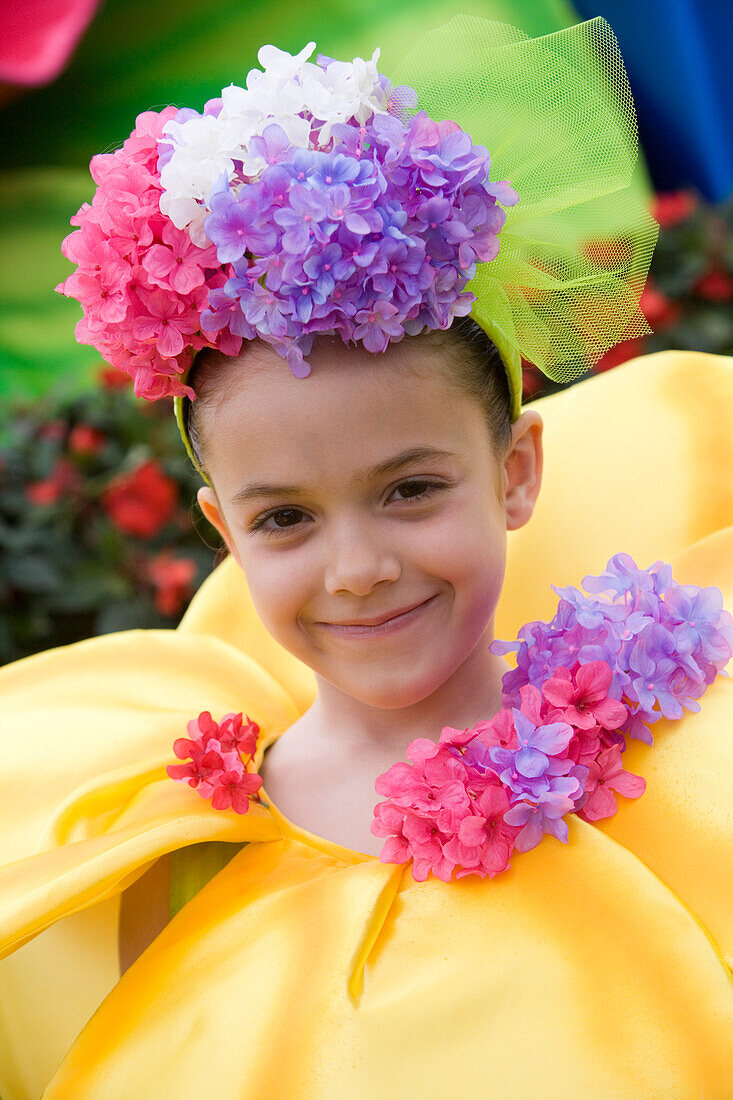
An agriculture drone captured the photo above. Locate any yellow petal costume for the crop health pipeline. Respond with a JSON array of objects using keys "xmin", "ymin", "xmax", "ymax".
[{"xmin": 1, "ymin": 349, "xmax": 732, "ymax": 1099}]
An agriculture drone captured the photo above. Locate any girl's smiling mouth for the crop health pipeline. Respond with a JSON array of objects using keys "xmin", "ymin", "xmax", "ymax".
[{"xmin": 314, "ymin": 594, "xmax": 440, "ymax": 639}]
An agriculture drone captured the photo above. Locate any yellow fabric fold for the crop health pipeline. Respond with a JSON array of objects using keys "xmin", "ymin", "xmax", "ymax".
[
  {"xmin": 0, "ymin": 350, "xmax": 732, "ymax": 1098},
  {"xmin": 43, "ymin": 825, "xmax": 733, "ymax": 1098},
  {"xmin": 0, "ymin": 630, "xmax": 296, "ymax": 950},
  {"xmin": 593, "ymin": 526, "xmax": 733, "ymax": 969},
  {"xmin": 0, "ymin": 630, "xmax": 299, "ymax": 869}
]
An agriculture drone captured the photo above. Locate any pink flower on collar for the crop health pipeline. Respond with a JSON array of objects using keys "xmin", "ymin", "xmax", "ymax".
[
  {"xmin": 167, "ymin": 710, "xmax": 263, "ymax": 814},
  {"xmin": 542, "ymin": 661, "xmax": 627, "ymax": 731}
]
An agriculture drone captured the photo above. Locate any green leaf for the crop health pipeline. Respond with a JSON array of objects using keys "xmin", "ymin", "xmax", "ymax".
[
  {"xmin": 3, "ymin": 553, "xmax": 64, "ymax": 594},
  {"xmin": 45, "ymin": 564, "xmax": 131, "ymax": 613},
  {"xmin": 95, "ymin": 597, "xmax": 158, "ymax": 634}
]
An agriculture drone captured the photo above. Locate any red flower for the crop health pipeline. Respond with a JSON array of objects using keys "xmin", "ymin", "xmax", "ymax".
[
  {"xmin": 651, "ymin": 190, "xmax": 697, "ymax": 228},
  {"xmin": 210, "ymin": 711, "xmax": 260, "ymax": 758},
  {"xmin": 208, "ymin": 757, "xmax": 263, "ymax": 813},
  {"xmin": 144, "ymin": 549, "xmax": 197, "ymax": 615},
  {"xmin": 101, "ymin": 459, "xmax": 178, "ymax": 538},
  {"xmin": 98, "ymin": 366, "xmax": 131, "ymax": 390},
  {"xmin": 68, "ymin": 423, "xmax": 106, "ymax": 455},
  {"xmin": 166, "ymin": 711, "xmax": 263, "ymax": 815},
  {"xmin": 639, "ymin": 278, "xmax": 681, "ymax": 329},
  {"xmin": 36, "ymin": 419, "xmax": 66, "ymax": 443},
  {"xmin": 25, "ymin": 458, "xmax": 81, "ymax": 506},
  {"xmin": 693, "ymin": 266, "xmax": 733, "ymax": 302}
]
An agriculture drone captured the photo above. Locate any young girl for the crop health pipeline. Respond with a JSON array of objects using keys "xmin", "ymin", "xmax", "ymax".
[{"xmin": 1, "ymin": 17, "xmax": 732, "ymax": 1099}]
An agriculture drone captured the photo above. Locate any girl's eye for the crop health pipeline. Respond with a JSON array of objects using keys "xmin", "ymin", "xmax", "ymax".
[
  {"xmin": 249, "ymin": 506, "xmax": 308, "ymax": 537},
  {"xmin": 249, "ymin": 480, "xmax": 445, "ymax": 538},
  {"xmin": 389, "ymin": 479, "xmax": 444, "ymax": 503}
]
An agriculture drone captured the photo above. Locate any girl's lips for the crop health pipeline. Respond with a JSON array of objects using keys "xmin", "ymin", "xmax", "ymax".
[{"xmin": 315, "ymin": 594, "xmax": 439, "ymax": 639}]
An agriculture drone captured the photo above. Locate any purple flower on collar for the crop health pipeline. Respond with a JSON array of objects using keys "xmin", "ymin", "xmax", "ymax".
[
  {"xmin": 488, "ymin": 709, "xmax": 575, "ymax": 796},
  {"xmin": 374, "ymin": 554, "xmax": 731, "ymax": 881},
  {"xmin": 503, "ymin": 771, "xmax": 588, "ymax": 852}
]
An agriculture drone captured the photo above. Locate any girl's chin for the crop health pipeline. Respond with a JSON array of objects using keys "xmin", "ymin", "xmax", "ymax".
[{"xmin": 319, "ymin": 665, "xmax": 452, "ymax": 710}]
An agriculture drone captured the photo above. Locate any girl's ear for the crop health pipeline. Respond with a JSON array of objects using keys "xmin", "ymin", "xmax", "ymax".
[
  {"xmin": 197, "ymin": 486, "xmax": 243, "ymax": 567},
  {"xmin": 502, "ymin": 409, "xmax": 543, "ymax": 531}
]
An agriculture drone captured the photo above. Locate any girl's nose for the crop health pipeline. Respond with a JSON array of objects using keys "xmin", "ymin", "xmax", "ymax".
[{"xmin": 322, "ymin": 520, "xmax": 401, "ymax": 596}]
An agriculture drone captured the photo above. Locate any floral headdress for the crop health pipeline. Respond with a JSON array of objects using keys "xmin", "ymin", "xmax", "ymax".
[{"xmin": 56, "ymin": 16, "xmax": 658, "ymax": 484}]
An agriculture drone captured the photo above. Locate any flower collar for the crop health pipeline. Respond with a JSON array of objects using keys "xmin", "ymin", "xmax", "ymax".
[{"xmin": 167, "ymin": 553, "xmax": 733, "ymax": 882}]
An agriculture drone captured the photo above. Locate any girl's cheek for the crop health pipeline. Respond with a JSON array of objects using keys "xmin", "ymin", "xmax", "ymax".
[
  {"xmin": 410, "ymin": 505, "xmax": 502, "ymax": 576},
  {"xmin": 242, "ymin": 546, "xmax": 317, "ymax": 622}
]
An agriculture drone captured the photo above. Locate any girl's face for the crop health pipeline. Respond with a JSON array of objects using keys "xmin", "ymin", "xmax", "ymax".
[{"xmin": 197, "ymin": 338, "xmax": 542, "ymax": 709}]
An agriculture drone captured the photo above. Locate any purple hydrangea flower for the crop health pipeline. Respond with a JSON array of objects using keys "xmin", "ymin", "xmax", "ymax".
[
  {"xmin": 503, "ymin": 771, "xmax": 588, "ymax": 852},
  {"xmin": 492, "ymin": 553, "xmax": 732, "ymax": 747},
  {"xmin": 180, "ymin": 90, "xmax": 520, "ymax": 372},
  {"xmin": 248, "ymin": 123, "xmax": 292, "ymax": 167},
  {"xmin": 302, "ymin": 242, "xmax": 354, "ymax": 296},
  {"xmin": 312, "ymin": 152, "xmax": 362, "ymax": 188},
  {"xmin": 487, "ymin": 709, "xmax": 576, "ymax": 803},
  {"xmin": 353, "ymin": 300, "xmax": 403, "ymax": 352},
  {"xmin": 201, "ymin": 285, "xmax": 256, "ymax": 340},
  {"xmin": 665, "ymin": 584, "xmax": 733, "ymax": 670},
  {"xmin": 626, "ymin": 641, "xmax": 683, "ymax": 719},
  {"xmin": 582, "ymin": 553, "xmax": 657, "ymax": 600},
  {"xmin": 278, "ymin": 185, "xmax": 331, "ymax": 251},
  {"xmin": 281, "ymin": 148, "xmax": 321, "ymax": 185},
  {"xmin": 238, "ymin": 281, "xmax": 291, "ymax": 338},
  {"xmin": 205, "ymin": 176, "xmax": 277, "ymax": 262}
]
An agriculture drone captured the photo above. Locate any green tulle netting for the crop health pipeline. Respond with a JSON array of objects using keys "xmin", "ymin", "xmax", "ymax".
[{"xmin": 391, "ymin": 14, "xmax": 659, "ymax": 417}]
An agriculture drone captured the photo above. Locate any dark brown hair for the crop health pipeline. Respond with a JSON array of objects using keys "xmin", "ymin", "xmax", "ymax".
[{"xmin": 183, "ymin": 317, "xmax": 513, "ymax": 483}]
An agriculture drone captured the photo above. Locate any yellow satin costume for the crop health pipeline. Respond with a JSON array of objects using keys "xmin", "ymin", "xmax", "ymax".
[{"xmin": 1, "ymin": 350, "xmax": 732, "ymax": 1099}]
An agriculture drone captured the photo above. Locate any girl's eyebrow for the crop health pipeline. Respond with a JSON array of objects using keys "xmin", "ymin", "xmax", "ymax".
[{"xmin": 229, "ymin": 446, "xmax": 458, "ymax": 506}]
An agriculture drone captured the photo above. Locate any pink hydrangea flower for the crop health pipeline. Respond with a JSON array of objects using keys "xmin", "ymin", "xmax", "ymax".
[
  {"xmin": 577, "ymin": 744, "xmax": 646, "ymax": 821},
  {"xmin": 444, "ymin": 781, "xmax": 522, "ymax": 879},
  {"xmin": 372, "ymin": 732, "xmax": 524, "ymax": 882},
  {"xmin": 56, "ymin": 107, "xmax": 241, "ymax": 399},
  {"xmin": 166, "ymin": 710, "xmax": 263, "ymax": 814},
  {"xmin": 542, "ymin": 661, "xmax": 628, "ymax": 731}
]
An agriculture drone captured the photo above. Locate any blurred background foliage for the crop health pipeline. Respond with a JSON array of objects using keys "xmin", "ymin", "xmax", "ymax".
[{"xmin": 0, "ymin": 0, "xmax": 731, "ymax": 665}]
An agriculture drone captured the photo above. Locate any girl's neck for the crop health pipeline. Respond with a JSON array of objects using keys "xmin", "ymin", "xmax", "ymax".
[{"xmin": 258, "ymin": 628, "xmax": 511, "ymax": 856}]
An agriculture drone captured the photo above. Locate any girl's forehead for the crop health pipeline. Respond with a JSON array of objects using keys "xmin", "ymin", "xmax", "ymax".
[
  {"xmin": 204, "ymin": 344, "xmax": 488, "ymax": 491},
  {"xmin": 211, "ymin": 340, "xmax": 471, "ymax": 443}
]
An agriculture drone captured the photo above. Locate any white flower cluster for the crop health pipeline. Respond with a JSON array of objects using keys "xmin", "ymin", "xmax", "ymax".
[{"xmin": 159, "ymin": 42, "xmax": 388, "ymax": 245}]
